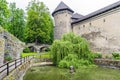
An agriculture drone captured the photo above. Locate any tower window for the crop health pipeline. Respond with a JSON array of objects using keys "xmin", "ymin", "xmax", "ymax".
[
  {"xmin": 83, "ymin": 25, "xmax": 85, "ymax": 27},
  {"xmin": 103, "ymin": 19, "xmax": 106, "ymax": 22},
  {"xmin": 89, "ymin": 23, "xmax": 92, "ymax": 26}
]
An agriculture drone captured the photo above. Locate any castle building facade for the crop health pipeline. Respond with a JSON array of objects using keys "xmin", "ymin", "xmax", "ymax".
[{"xmin": 52, "ymin": 1, "xmax": 120, "ymax": 54}]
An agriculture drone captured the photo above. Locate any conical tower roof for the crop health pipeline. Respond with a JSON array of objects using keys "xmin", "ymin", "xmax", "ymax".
[{"xmin": 52, "ymin": 1, "xmax": 74, "ymax": 16}]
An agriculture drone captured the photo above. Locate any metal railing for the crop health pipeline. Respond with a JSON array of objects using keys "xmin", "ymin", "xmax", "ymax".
[{"xmin": 0, "ymin": 56, "xmax": 32, "ymax": 79}]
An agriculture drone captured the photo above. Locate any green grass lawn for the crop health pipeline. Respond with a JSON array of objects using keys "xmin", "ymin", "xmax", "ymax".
[
  {"xmin": 23, "ymin": 66, "xmax": 120, "ymax": 80},
  {"xmin": 21, "ymin": 52, "xmax": 52, "ymax": 58},
  {"xmin": 21, "ymin": 52, "xmax": 37, "ymax": 57},
  {"xmin": 35, "ymin": 52, "xmax": 52, "ymax": 59}
]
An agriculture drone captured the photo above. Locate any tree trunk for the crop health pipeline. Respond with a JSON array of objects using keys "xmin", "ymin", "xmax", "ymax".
[{"xmin": 35, "ymin": 38, "xmax": 38, "ymax": 45}]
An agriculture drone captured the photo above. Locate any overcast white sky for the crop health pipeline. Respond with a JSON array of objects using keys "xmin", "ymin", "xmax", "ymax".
[{"xmin": 7, "ymin": 0, "xmax": 119, "ymax": 15}]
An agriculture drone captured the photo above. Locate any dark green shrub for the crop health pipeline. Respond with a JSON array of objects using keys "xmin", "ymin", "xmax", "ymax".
[
  {"xmin": 23, "ymin": 47, "xmax": 31, "ymax": 53},
  {"xmin": 44, "ymin": 48, "xmax": 50, "ymax": 52},
  {"xmin": 112, "ymin": 52, "xmax": 119, "ymax": 57},
  {"xmin": 112, "ymin": 52, "xmax": 120, "ymax": 59},
  {"xmin": 5, "ymin": 56, "xmax": 12, "ymax": 61},
  {"xmin": 115, "ymin": 57, "xmax": 120, "ymax": 59},
  {"xmin": 94, "ymin": 53, "xmax": 102, "ymax": 58}
]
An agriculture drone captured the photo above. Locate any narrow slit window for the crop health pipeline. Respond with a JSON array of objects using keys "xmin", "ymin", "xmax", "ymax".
[
  {"xmin": 103, "ymin": 19, "xmax": 106, "ymax": 22},
  {"xmin": 83, "ymin": 25, "xmax": 85, "ymax": 27},
  {"xmin": 89, "ymin": 23, "xmax": 92, "ymax": 26}
]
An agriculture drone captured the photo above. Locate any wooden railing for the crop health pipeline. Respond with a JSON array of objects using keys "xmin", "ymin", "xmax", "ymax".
[{"xmin": 0, "ymin": 56, "xmax": 33, "ymax": 80}]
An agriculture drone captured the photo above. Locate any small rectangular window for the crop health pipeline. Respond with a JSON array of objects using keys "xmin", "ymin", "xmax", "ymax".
[
  {"xmin": 89, "ymin": 23, "xmax": 91, "ymax": 26},
  {"xmin": 103, "ymin": 19, "xmax": 105, "ymax": 22},
  {"xmin": 83, "ymin": 25, "xmax": 85, "ymax": 27}
]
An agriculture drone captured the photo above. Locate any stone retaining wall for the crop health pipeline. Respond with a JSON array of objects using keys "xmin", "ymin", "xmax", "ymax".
[
  {"xmin": 94, "ymin": 59, "xmax": 120, "ymax": 69},
  {"xmin": 3, "ymin": 60, "xmax": 33, "ymax": 80},
  {"xmin": 2, "ymin": 58, "xmax": 52, "ymax": 80},
  {"xmin": 0, "ymin": 27, "xmax": 25, "ymax": 65},
  {"xmin": 0, "ymin": 38, "xmax": 5, "ymax": 65}
]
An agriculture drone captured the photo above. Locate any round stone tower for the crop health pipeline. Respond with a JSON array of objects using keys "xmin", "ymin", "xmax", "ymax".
[{"xmin": 52, "ymin": 1, "xmax": 74, "ymax": 40}]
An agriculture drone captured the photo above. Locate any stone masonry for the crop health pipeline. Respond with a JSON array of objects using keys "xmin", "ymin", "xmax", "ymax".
[
  {"xmin": 0, "ymin": 37, "xmax": 5, "ymax": 66},
  {"xmin": 0, "ymin": 27, "xmax": 25, "ymax": 65}
]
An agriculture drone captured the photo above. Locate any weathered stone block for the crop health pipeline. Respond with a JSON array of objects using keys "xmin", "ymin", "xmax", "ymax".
[{"xmin": 0, "ymin": 38, "xmax": 5, "ymax": 66}]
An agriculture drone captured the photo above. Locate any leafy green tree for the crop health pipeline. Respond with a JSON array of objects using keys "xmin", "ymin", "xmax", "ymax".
[
  {"xmin": 26, "ymin": 0, "xmax": 53, "ymax": 44},
  {"xmin": 0, "ymin": 0, "xmax": 9, "ymax": 28},
  {"xmin": 51, "ymin": 33, "xmax": 95, "ymax": 68},
  {"xmin": 49, "ymin": 18, "xmax": 54, "ymax": 44},
  {"xmin": 8, "ymin": 3, "xmax": 25, "ymax": 41}
]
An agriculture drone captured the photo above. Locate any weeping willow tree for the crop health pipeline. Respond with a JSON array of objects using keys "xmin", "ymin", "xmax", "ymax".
[
  {"xmin": 62, "ymin": 33, "xmax": 91, "ymax": 59},
  {"xmin": 51, "ymin": 33, "xmax": 94, "ymax": 67},
  {"xmin": 51, "ymin": 40, "xmax": 73, "ymax": 65}
]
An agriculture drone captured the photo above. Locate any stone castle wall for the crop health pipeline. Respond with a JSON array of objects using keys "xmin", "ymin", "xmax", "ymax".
[
  {"xmin": 0, "ymin": 27, "xmax": 25, "ymax": 65},
  {"xmin": 72, "ymin": 7, "xmax": 120, "ymax": 54},
  {"xmin": 0, "ymin": 38, "xmax": 5, "ymax": 65},
  {"xmin": 94, "ymin": 59, "xmax": 120, "ymax": 69}
]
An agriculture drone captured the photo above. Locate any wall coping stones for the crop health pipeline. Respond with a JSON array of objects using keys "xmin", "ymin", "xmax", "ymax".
[{"xmin": 94, "ymin": 59, "xmax": 120, "ymax": 69}]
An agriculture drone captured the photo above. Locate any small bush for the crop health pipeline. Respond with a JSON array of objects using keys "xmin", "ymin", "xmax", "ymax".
[
  {"xmin": 115, "ymin": 57, "xmax": 120, "ymax": 59},
  {"xmin": 5, "ymin": 56, "xmax": 12, "ymax": 61},
  {"xmin": 112, "ymin": 52, "xmax": 120, "ymax": 59},
  {"xmin": 94, "ymin": 53, "xmax": 102, "ymax": 58},
  {"xmin": 44, "ymin": 48, "xmax": 50, "ymax": 52},
  {"xmin": 112, "ymin": 52, "xmax": 120, "ymax": 58},
  {"xmin": 105, "ymin": 55, "xmax": 109, "ymax": 59},
  {"xmin": 23, "ymin": 47, "xmax": 31, "ymax": 53}
]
